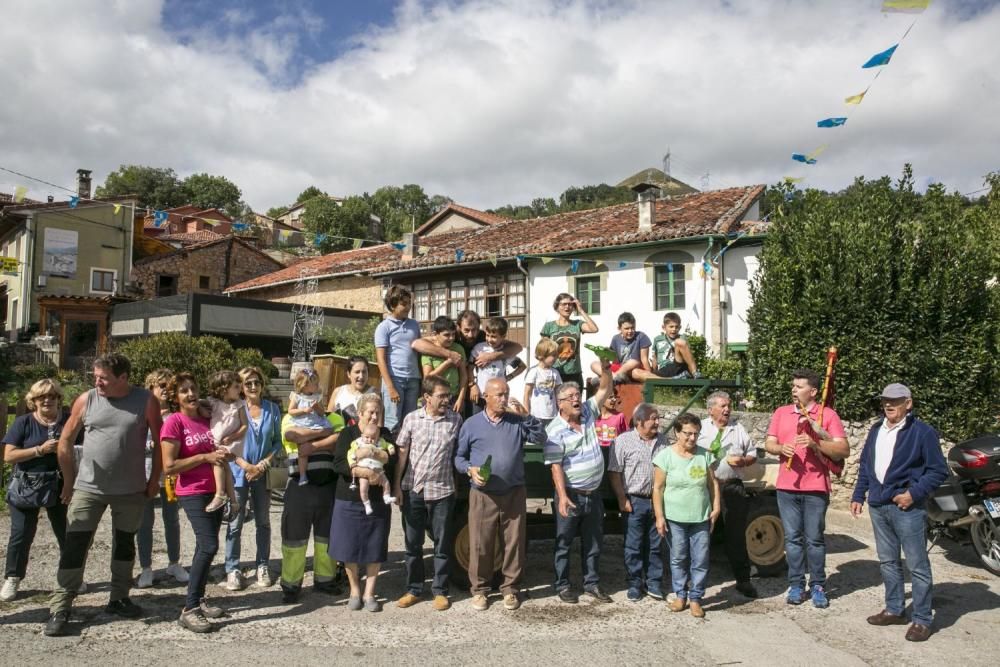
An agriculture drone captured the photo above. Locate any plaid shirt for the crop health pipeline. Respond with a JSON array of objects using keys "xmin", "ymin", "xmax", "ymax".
[
  {"xmin": 607, "ymin": 429, "xmax": 668, "ymax": 497},
  {"xmin": 397, "ymin": 406, "xmax": 463, "ymax": 501}
]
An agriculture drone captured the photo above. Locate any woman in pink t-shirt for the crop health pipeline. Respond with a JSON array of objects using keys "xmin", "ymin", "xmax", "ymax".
[{"xmin": 161, "ymin": 372, "xmax": 231, "ymax": 633}]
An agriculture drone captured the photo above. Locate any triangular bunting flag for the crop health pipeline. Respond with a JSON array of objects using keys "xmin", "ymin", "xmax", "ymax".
[
  {"xmin": 516, "ymin": 254, "xmax": 526, "ymax": 262},
  {"xmin": 113, "ymin": 203, "xmax": 122, "ymax": 214},
  {"xmin": 570, "ymin": 259, "xmax": 580, "ymax": 273},
  {"xmin": 352, "ymin": 238, "xmax": 363, "ymax": 250},
  {"xmin": 844, "ymin": 90, "xmax": 867, "ymax": 105},
  {"xmin": 783, "ymin": 176, "xmax": 805, "ymax": 184},
  {"xmin": 792, "ymin": 154, "xmax": 817, "ymax": 165},
  {"xmin": 817, "ymin": 117, "xmax": 847, "ymax": 128},
  {"xmin": 541, "ymin": 257, "xmax": 553, "ymax": 264},
  {"xmin": 618, "ymin": 261, "xmax": 627, "ymax": 269},
  {"xmin": 418, "ymin": 246, "xmax": 430, "ymax": 255},
  {"xmin": 153, "ymin": 210, "xmax": 168, "ymax": 227},
  {"xmin": 862, "ymin": 44, "xmax": 898, "ymax": 69},
  {"xmin": 881, "ymin": 0, "xmax": 930, "ymax": 13},
  {"xmin": 13, "ymin": 185, "xmax": 28, "ymax": 202},
  {"xmin": 314, "ymin": 234, "xmax": 327, "ymax": 247},
  {"xmin": 488, "ymin": 253, "xmax": 498, "ymax": 267},
  {"xmin": 233, "ymin": 222, "xmax": 248, "ymax": 231},
  {"xmin": 594, "ymin": 261, "xmax": 604, "ymax": 268},
  {"xmin": 806, "ymin": 145, "xmax": 828, "ymax": 160},
  {"xmin": 455, "ymin": 249, "xmax": 465, "ymax": 262},
  {"xmin": 69, "ymin": 196, "xmax": 79, "ymax": 208},
  {"xmin": 392, "ymin": 242, "xmax": 406, "ymax": 251}
]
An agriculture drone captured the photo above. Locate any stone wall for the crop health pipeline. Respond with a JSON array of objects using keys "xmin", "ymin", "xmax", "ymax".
[
  {"xmin": 132, "ymin": 239, "xmax": 284, "ymax": 298},
  {"xmin": 247, "ymin": 274, "xmax": 383, "ymax": 313}
]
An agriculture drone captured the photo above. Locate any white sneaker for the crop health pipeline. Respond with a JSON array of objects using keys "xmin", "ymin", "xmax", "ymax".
[
  {"xmin": 224, "ymin": 570, "xmax": 244, "ymax": 591},
  {"xmin": 256, "ymin": 565, "xmax": 272, "ymax": 588},
  {"xmin": 77, "ymin": 580, "xmax": 87, "ymax": 594},
  {"xmin": 0, "ymin": 577, "xmax": 20, "ymax": 601},
  {"xmin": 136, "ymin": 567, "xmax": 154, "ymax": 589},
  {"xmin": 166, "ymin": 562, "xmax": 189, "ymax": 584}
]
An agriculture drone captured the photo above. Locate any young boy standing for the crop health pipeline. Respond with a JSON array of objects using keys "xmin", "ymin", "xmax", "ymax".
[
  {"xmin": 635, "ymin": 312, "xmax": 697, "ymax": 380},
  {"xmin": 420, "ymin": 316, "xmax": 468, "ymax": 414},
  {"xmin": 375, "ymin": 285, "xmax": 422, "ymax": 431},
  {"xmin": 590, "ymin": 312, "xmax": 652, "ymax": 384},
  {"xmin": 523, "ymin": 338, "xmax": 562, "ymax": 427},
  {"xmin": 470, "ymin": 317, "xmax": 525, "ymax": 408}
]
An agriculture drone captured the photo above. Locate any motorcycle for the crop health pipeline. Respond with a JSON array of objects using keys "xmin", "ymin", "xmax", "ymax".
[{"xmin": 926, "ymin": 434, "xmax": 1000, "ymax": 576}]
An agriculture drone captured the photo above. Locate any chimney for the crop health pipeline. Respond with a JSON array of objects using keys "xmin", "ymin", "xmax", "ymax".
[
  {"xmin": 632, "ymin": 182, "xmax": 658, "ymax": 232},
  {"xmin": 76, "ymin": 169, "xmax": 92, "ymax": 200},
  {"xmin": 47, "ymin": 195, "xmax": 54, "ymax": 203},
  {"xmin": 401, "ymin": 232, "xmax": 417, "ymax": 261}
]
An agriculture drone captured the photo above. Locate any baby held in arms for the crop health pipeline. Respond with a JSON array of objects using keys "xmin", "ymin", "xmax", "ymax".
[{"xmin": 348, "ymin": 422, "xmax": 397, "ymax": 515}]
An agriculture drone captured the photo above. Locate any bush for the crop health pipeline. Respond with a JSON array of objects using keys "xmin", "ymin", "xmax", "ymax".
[
  {"xmin": 747, "ymin": 167, "xmax": 999, "ymax": 440},
  {"xmin": 323, "ymin": 316, "xmax": 379, "ymax": 360},
  {"xmin": 116, "ymin": 333, "xmax": 276, "ymax": 391},
  {"xmin": 686, "ymin": 331, "xmax": 744, "ymax": 380},
  {"xmin": 3, "ymin": 364, "xmax": 89, "ymax": 406}
]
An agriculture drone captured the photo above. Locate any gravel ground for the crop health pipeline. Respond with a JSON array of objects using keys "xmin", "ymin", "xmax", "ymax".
[{"xmin": 1, "ymin": 499, "xmax": 998, "ymax": 666}]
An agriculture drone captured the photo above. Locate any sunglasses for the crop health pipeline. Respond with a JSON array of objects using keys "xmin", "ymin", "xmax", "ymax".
[
  {"xmin": 37, "ymin": 393, "xmax": 60, "ymax": 401},
  {"xmin": 244, "ymin": 380, "xmax": 262, "ymax": 388}
]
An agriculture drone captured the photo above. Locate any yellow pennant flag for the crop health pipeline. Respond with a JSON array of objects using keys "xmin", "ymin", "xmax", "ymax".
[
  {"xmin": 417, "ymin": 246, "xmax": 430, "ymax": 255},
  {"xmin": 352, "ymin": 238, "xmax": 363, "ymax": 250},
  {"xmin": 113, "ymin": 204, "xmax": 122, "ymax": 214},
  {"xmin": 488, "ymin": 253, "xmax": 498, "ymax": 267},
  {"xmin": 806, "ymin": 145, "xmax": 828, "ymax": 161},
  {"xmin": 13, "ymin": 185, "xmax": 28, "ymax": 202},
  {"xmin": 540, "ymin": 257, "xmax": 553, "ymax": 264},
  {"xmin": 594, "ymin": 260, "xmax": 604, "ymax": 268},
  {"xmin": 844, "ymin": 90, "xmax": 867, "ymax": 105},
  {"xmin": 882, "ymin": 0, "xmax": 930, "ymax": 13},
  {"xmin": 783, "ymin": 176, "xmax": 805, "ymax": 184}
]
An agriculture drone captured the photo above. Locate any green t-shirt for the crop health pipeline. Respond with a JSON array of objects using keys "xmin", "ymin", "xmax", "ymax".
[
  {"xmin": 653, "ymin": 445, "xmax": 715, "ymax": 523},
  {"xmin": 540, "ymin": 320, "xmax": 584, "ymax": 376},
  {"xmin": 651, "ymin": 333, "xmax": 685, "ymax": 370},
  {"xmin": 420, "ymin": 341, "xmax": 465, "ymax": 393}
]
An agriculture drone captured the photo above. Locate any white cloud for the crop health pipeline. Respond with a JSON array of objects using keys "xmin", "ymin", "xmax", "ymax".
[{"xmin": 1, "ymin": 0, "xmax": 997, "ymax": 212}]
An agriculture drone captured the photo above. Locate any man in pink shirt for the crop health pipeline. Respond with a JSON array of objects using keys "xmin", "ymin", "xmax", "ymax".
[{"xmin": 763, "ymin": 369, "xmax": 848, "ymax": 608}]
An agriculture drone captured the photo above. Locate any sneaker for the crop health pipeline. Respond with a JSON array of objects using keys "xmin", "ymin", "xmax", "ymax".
[
  {"xmin": 626, "ymin": 587, "xmax": 643, "ymax": 602},
  {"xmin": 471, "ymin": 594, "xmax": 489, "ymax": 611},
  {"xmin": 811, "ymin": 585, "xmax": 829, "ymax": 609},
  {"xmin": 786, "ymin": 585, "xmax": 806, "ymax": 605},
  {"xmin": 136, "ymin": 568, "xmax": 154, "ymax": 589},
  {"xmin": 503, "ymin": 593, "xmax": 521, "ymax": 610},
  {"xmin": 200, "ymin": 599, "xmax": 225, "ymax": 619},
  {"xmin": 646, "ymin": 587, "xmax": 664, "ymax": 600},
  {"xmin": 256, "ymin": 565, "xmax": 272, "ymax": 588},
  {"xmin": 397, "ymin": 592, "xmax": 421, "ymax": 608},
  {"xmin": 583, "ymin": 586, "xmax": 612, "ymax": 604},
  {"xmin": 166, "ymin": 562, "xmax": 189, "ymax": 584},
  {"xmin": 347, "ymin": 596, "xmax": 363, "ymax": 611},
  {"xmin": 432, "ymin": 595, "xmax": 451, "ymax": 611},
  {"xmin": 204, "ymin": 495, "xmax": 227, "ymax": 513},
  {"xmin": 1, "ymin": 577, "xmax": 21, "ymax": 601},
  {"xmin": 105, "ymin": 597, "xmax": 143, "ymax": 619},
  {"xmin": 44, "ymin": 611, "xmax": 70, "ymax": 636},
  {"xmin": 178, "ymin": 607, "xmax": 212, "ymax": 633},
  {"xmin": 224, "ymin": 570, "xmax": 244, "ymax": 592},
  {"xmin": 364, "ymin": 597, "xmax": 381, "ymax": 612}
]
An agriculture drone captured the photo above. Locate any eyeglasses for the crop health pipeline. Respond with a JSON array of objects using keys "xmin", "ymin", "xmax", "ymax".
[
  {"xmin": 679, "ymin": 430, "xmax": 700, "ymax": 439},
  {"xmin": 558, "ymin": 393, "xmax": 581, "ymax": 402},
  {"xmin": 558, "ymin": 301, "xmax": 575, "ymax": 307},
  {"xmin": 157, "ymin": 382, "xmax": 169, "ymax": 389},
  {"xmin": 430, "ymin": 393, "xmax": 452, "ymax": 401},
  {"xmin": 244, "ymin": 380, "xmax": 262, "ymax": 388},
  {"xmin": 37, "ymin": 394, "xmax": 60, "ymax": 401}
]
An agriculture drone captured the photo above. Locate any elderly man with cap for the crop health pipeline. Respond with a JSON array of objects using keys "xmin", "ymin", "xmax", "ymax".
[{"xmin": 850, "ymin": 383, "xmax": 948, "ymax": 643}]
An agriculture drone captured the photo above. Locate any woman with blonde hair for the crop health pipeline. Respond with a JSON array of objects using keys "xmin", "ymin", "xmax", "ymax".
[{"xmin": 2, "ymin": 379, "xmax": 70, "ymax": 601}]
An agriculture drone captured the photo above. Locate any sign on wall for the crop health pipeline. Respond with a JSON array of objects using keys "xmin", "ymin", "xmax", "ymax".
[
  {"xmin": 42, "ymin": 227, "xmax": 78, "ymax": 278},
  {"xmin": 1, "ymin": 256, "xmax": 18, "ymax": 275}
]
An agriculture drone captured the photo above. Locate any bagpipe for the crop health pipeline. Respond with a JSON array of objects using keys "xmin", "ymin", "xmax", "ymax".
[{"xmin": 787, "ymin": 347, "xmax": 844, "ymax": 476}]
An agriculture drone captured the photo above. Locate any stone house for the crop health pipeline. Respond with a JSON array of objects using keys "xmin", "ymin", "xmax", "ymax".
[{"xmin": 132, "ymin": 235, "xmax": 285, "ymax": 299}]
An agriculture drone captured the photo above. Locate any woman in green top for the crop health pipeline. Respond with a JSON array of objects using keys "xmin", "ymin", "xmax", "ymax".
[
  {"xmin": 652, "ymin": 412, "xmax": 720, "ymax": 618},
  {"xmin": 539, "ymin": 293, "xmax": 598, "ymax": 390}
]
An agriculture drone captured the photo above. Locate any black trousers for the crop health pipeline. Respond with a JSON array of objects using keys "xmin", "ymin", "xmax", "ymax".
[
  {"xmin": 5, "ymin": 502, "xmax": 67, "ymax": 579},
  {"xmin": 178, "ymin": 494, "xmax": 223, "ymax": 611},
  {"xmin": 721, "ymin": 480, "xmax": 752, "ymax": 583}
]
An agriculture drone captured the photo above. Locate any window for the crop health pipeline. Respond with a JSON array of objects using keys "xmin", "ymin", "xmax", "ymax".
[
  {"xmin": 199, "ymin": 275, "xmax": 211, "ymax": 290},
  {"xmin": 654, "ymin": 264, "xmax": 685, "ymax": 309},
  {"xmin": 405, "ymin": 273, "xmax": 527, "ymax": 345},
  {"xmin": 90, "ymin": 268, "xmax": 116, "ymax": 294},
  {"xmin": 156, "ymin": 274, "xmax": 178, "ymax": 297},
  {"xmin": 575, "ymin": 276, "xmax": 601, "ymax": 315}
]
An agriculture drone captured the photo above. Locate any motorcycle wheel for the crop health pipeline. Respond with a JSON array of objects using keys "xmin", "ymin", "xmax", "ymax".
[{"xmin": 969, "ymin": 517, "xmax": 1000, "ymax": 576}]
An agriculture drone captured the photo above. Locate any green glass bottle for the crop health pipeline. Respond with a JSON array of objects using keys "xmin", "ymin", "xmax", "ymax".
[{"xmin": 479, "ymin": 454, "xmax": 492, "ymax": 484}]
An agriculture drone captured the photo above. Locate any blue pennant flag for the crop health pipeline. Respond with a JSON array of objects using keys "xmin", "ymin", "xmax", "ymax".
[
  {"xmin": 784, "ymin": 192, "xmax": 795, "ymax": 202},
  {"xmin": 314, "ymin": 234, "xmax": 327, "ymax": 247},
  {"xmin": 153, "ymin": 210, "xmax": 168, "ymax": 226},
  {"xmin": 667, "ymin": 262, "xmax": 674, "ymax": 273},
  {"xmin": 515, "ymin": 254, "xmax": 526, "ymax": 262},
  {"xmin": 817, "ymin": 117, "xmax": 847, "ymax": 128},
  {"xmin": 862, "ymin": 44, "xmax": 897, "ymax": 68},
  {"xmin": 570, "ymin": 259, "xmax": 580, "ymax": 273},
  {"xmin": 618, "ymin": 261, "xmax": 627, "ymax": 269},
  {"xmin": 391, "ymin": 242, "xmax": 406, "ymax": 251},
  {"xmin": 69, "ymin": 196, "xmax": 79, "ymax": 208},
  {"xmin": 791, "ymin": 154, "xmax": 817, "ymax": 165},
  {"xmin": 232, "ymin": 222, "xmax": 248, "ymax": 231},
  {"xmin": 455, "ymin": 249, "xmax": 465, "ymax": 262}
]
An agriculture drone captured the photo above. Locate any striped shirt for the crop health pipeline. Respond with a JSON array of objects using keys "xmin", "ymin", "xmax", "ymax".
[
  {"xmin": 544, "ymin": 398, "xmax": 605, "ymax": 492},
  {"xmin": 607, "ymin": 429, "xmax": 668, "ymax": 496},
  {"xmin": 397, "ymin": 406, "xmax": 463, "ymax": 501}
]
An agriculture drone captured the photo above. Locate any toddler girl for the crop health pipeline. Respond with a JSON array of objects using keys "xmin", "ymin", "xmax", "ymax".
[
  {"xmin": 286, "ymin": 368, "xmax": 335, "ymax": 486},
  {"xmin": 204, "ymin": 370, "xmax": 247, "ymax": 516},
  {"xmin": 347, "ymin": 422, "xmax": 396, "ymax": 514}
]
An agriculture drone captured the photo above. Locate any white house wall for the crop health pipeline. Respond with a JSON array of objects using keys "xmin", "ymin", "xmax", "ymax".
[{"xmin": 722, "ymin": 244, "xmax": 759, "ymax": 346}]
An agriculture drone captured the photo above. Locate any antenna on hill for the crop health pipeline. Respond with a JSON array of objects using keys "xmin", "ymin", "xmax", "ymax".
[
  {"xmin": 701, "ymin": 171, "xmax": 711, "ymax": 191},
  {"xmin": 662, "ymin": 147, "xmax": 671, "ymax": 177}
]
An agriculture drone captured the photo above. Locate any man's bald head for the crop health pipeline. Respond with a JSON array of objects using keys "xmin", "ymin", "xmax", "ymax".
[{"xmin": 483, "ymin": 378, "xmax": 509, "ymax": 416}]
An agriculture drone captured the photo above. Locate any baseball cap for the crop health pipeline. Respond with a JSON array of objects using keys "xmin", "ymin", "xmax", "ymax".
[{"xmin": 880, "ymin": 383, "xmax": 911, "ymax": 400}]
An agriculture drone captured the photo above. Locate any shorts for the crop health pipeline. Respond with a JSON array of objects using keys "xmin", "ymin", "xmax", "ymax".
[{"xmin": 653, "ymin": 362, "xmax": 688, "ymax": 379}]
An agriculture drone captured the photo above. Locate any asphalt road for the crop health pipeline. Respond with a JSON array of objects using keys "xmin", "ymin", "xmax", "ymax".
[{"xmin": 1, "ymin": 501, "xmax": 998, "ymax": 666}]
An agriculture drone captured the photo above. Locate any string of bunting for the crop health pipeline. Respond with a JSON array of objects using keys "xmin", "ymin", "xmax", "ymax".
[{"xmin": 784, "ymin": 0, "xmax": 931, "ymax": 183}]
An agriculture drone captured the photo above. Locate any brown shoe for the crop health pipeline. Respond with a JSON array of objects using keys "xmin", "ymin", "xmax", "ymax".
[
  {"xmin": 432, "ymin": 595, "xmax": 451, "ymax": 611},
  {"xmin": 905, "ymin": 623, "xmax": 931, "ymax": 642},
  {"xmin": 396, "ymin": 592, "xmax": 421, "ymax": 609},
  {"xmin": 867, "ymin": 610, "xmax": 907, "ymax": 626},
  {"xmin": 669, "ymin": 597, "xmax": 687, "ymax": 612},
  {"xmin": 689, "ymin": 600, "xmax": 705, "ymax": 618}
]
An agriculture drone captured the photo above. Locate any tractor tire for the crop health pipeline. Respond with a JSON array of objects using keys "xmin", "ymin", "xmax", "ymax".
[{"xmin": 745, "ymin": 494, "xmax": 786, "ymax": 577}]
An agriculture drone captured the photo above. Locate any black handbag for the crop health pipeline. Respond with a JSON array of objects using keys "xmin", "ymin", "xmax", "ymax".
[{"xmin": 6, "ymin": 469, "xmax": 62, "ymax": 509}]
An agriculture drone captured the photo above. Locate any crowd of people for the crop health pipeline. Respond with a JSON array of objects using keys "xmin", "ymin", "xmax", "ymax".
[{"xmin": 1, "ymin": 285, "xmax": 949, "ymax": 643}]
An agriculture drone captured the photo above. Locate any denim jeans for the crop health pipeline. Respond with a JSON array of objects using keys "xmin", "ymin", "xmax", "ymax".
[
  {"xmin": 225, "ymin": 478, "xmax": 271, "ymax": 573},
  {"xmin": 553, "ymin": 488, "xmax": 604, "ymax": 591},
  {"xmin": 179, "ymin": 494, "xmax": 223, "ymax": 611},
  {"xmin": 869, "ymin": 503, "xmax": 934, "ymax": 625},
  {"xmin": 383, "ymin": 376, "xmax": 421, "ymax": 432},
  {"xmin": 5, "ymin": 502, "xmax": 66, "ymax": 579},
  {"xmin": 402, "ymin": 491, "xmax": 456, "ymax": 596},
  {"xmin": 667, "ymin": 520, "xmax": 710, "ymax": 601},
  {"xmin": 622, "ymin": 495, "xmax": 665, "ymax": 593},
  {"xmin": 777, "ymin": 490, "xmax": 829, "ymax": 588},
  {"xmin": 137, "ymin": 487, "xmax": 181, "ymax": 568}
]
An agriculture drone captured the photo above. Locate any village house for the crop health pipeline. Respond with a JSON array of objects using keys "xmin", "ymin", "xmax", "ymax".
[{"xmin": 226, "ymin": 185, "xmax": 767, "ymax": 395}]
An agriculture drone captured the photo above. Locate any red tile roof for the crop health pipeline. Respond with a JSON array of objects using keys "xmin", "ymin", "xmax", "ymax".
[
  {"xmin": 414, "ymin": 203, "xmax": 510, "ymax": 235},
  {"xmin": 156, "ymin": 230, "xmax": 226, "ymax": 245},
  {"xmin": 134, "ymin": 235, "xmax": 285, "ymax": 268},
  {"xmin": 227, "ymin": 185, "xmax": 765, "ymax": 293}
]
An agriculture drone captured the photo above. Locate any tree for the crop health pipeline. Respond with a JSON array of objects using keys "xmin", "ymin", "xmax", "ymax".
[
  {"xmin": 266, "ymin": 206, "xmax": 288, "ymax": 219},
  {"xmin": 746, "ymin": 166, "xmax": 999, "ymax": 440},
  {"xmin": 96, "ymin": 165, "xmax": 186, "ymax": 209},
  {"xmin": 302, "ymin": 195, "xmax": 371, "ymax": 253},
  {"xmin": 490, "ymin": 183, "xmax": 634, "ymax": 220},
  {"xmin": 370, "ymin": 184, "xmax": 435, "ymax": 240},
  {"xmin": 181, "ymin": 173, "xmax": 243, "ymax": 218},
  {"xmin": 296, "ymin": 186, "xmax": 325, "ymax": 203}
]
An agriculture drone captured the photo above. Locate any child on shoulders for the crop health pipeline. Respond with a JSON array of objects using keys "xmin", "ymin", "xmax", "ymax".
[
  {"xmin": 523, "ymin": 338, "xmax": 562, "ymax": 428},
  {"xmin": 470, "ymin": 317, "xmax": 525, "ymax": 408}
]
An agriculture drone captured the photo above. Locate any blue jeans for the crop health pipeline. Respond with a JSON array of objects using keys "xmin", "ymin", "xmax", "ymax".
[
  {"xmin": 667, "ymin": 520, "xmax": 710, "ymax": 601},
  {"xmin": 402, "ymin": 491, "xmax": 456, "ymax": 596},
  {"xmin": 553, "ymin": 488, "xmax": 604, "ymax": 591},
  {"xmin": 225, "ymin": 478, "xmax": 272, "ymax": 573},
  {"xmin": 869, "ymin": 503, "xmax": 934, "ymax": 625},
  {"xmin": 623, "ymin": 496, "xmax": 665, "ymax": 593},
  {"xmin": 383, "ymin": 376, "xmax": 421, "ymax": 432},
  {"xmin": 137, "ymin": 487, "xmax": 181, "ymax": 568},
  {"xmin": 178, "ymin": 494, "xmax": 222, "ymax": 611},
  {"xmin": 777, "ymin": 490, "xmax": 829, "ymax": 588}
]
